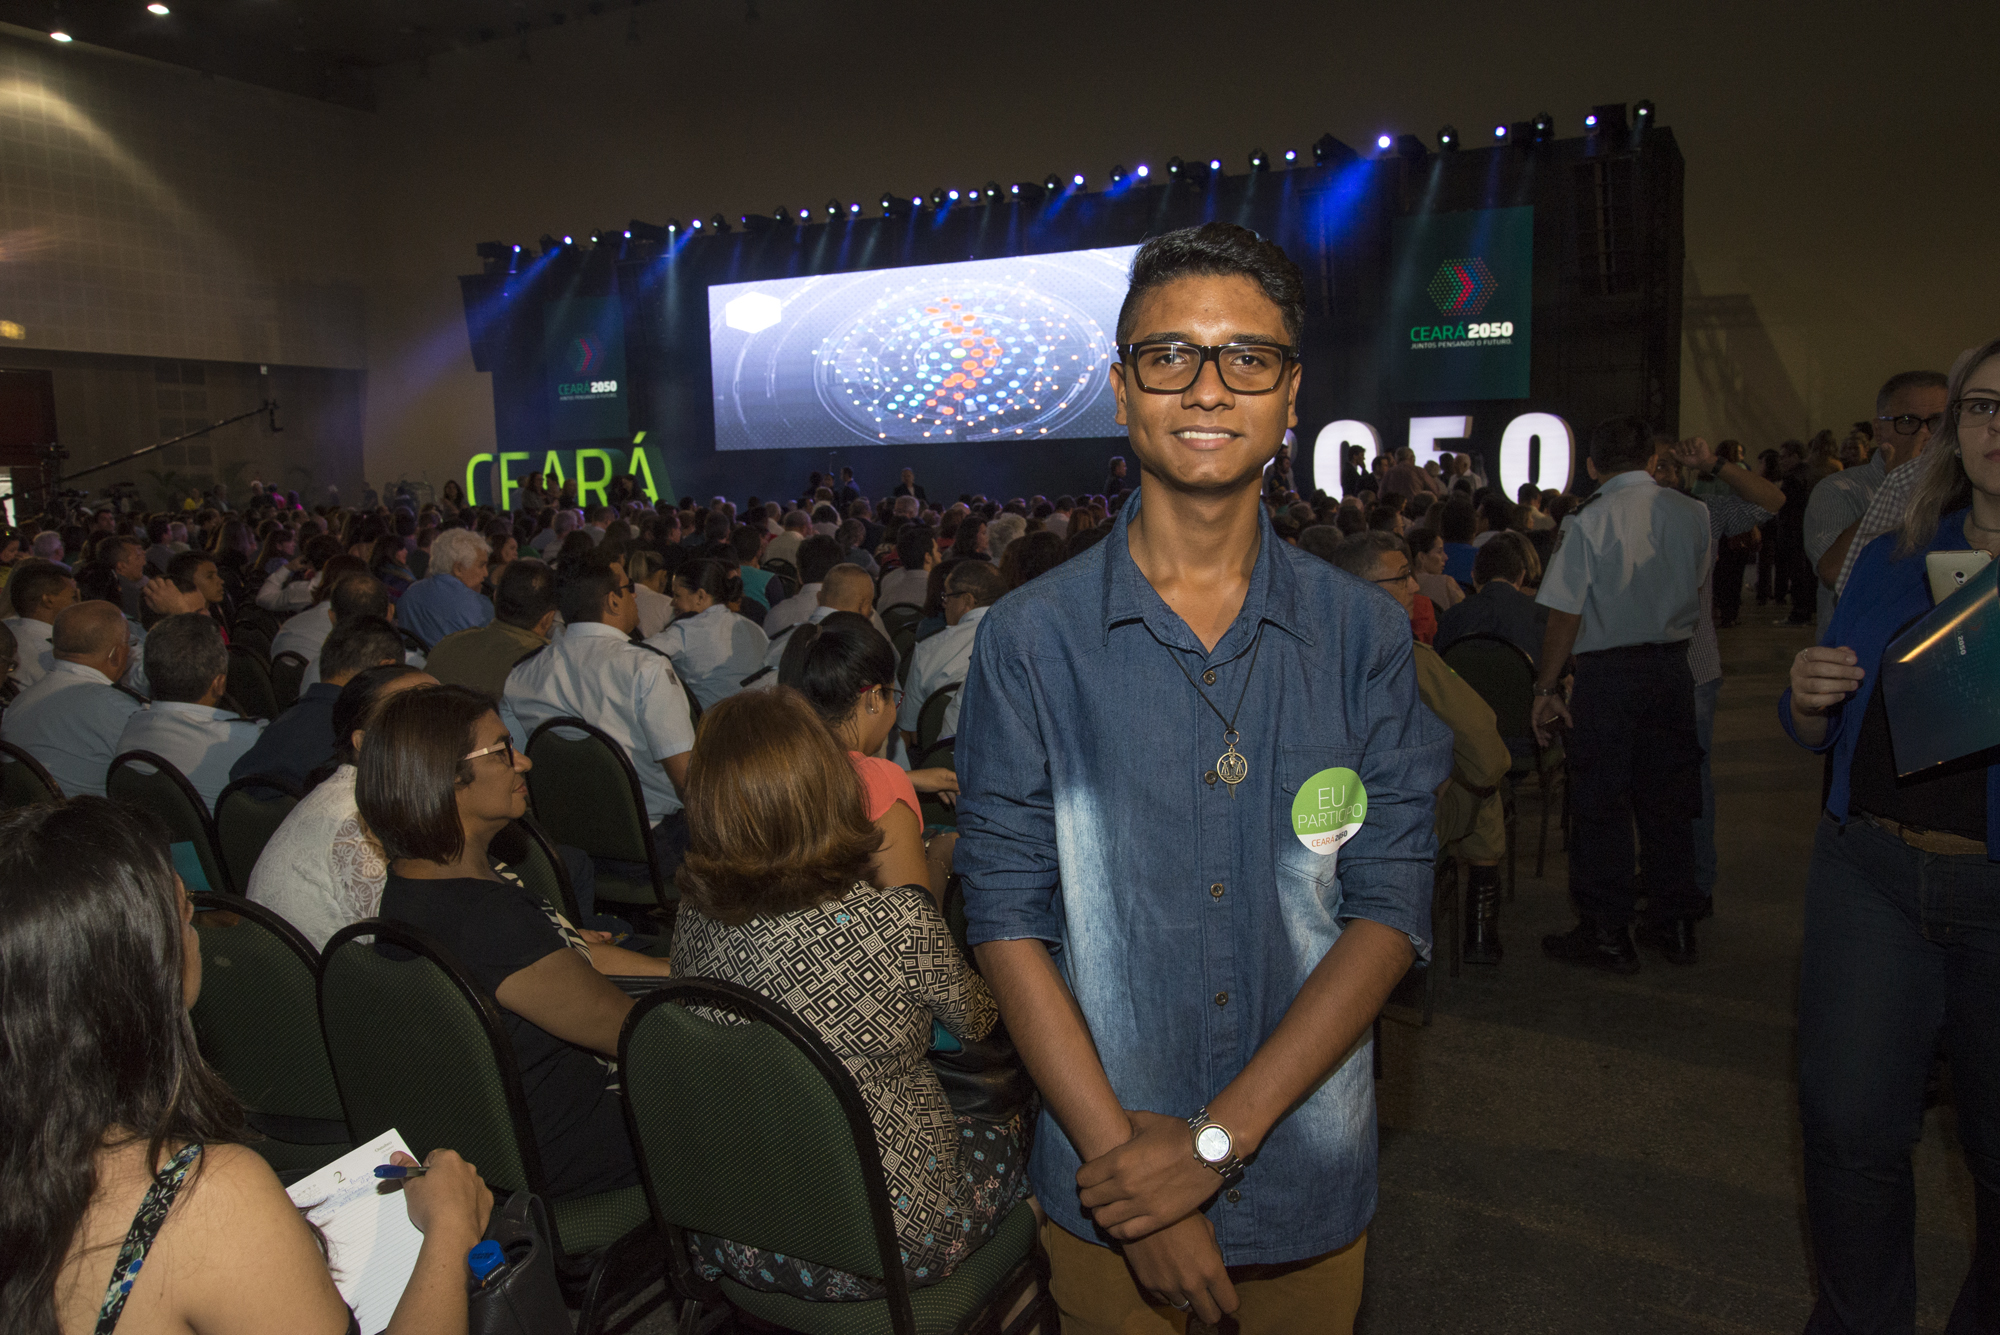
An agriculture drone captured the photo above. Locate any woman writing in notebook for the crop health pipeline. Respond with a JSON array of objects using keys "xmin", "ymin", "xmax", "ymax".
[
  {"xmin": 0, "ymin": 798, "xmax": 493, "ymax": 1335},
  {"xmin": 1783, "ymin": 336, "xmax": 2000, "ymax": 1331}
]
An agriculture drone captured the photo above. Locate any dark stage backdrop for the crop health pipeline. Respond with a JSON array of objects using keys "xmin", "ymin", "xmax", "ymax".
[{"xmin": 461, "ymin": 125, "xmax": 1682, "ymax": 508}]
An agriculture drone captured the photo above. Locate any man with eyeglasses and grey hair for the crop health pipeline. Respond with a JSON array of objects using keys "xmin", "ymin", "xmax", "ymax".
[{"xmin": 1805, "ymin": 370, "xmax": 1950, "ymax": 621}]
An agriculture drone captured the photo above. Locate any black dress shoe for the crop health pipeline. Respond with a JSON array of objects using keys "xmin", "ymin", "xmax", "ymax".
[
  {"xmin": 1542, "ymin": 920, "xmax": 1639, "ymax": 975},
  {"xmin": 1636, "ymin": 917, "xmax": 1698, "ymax": 965}
]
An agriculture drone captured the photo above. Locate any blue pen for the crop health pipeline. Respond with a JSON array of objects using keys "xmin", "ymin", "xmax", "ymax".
[{"xmin": 374, "ymin": 1163, "xmax": 429, "ymax": 1179}]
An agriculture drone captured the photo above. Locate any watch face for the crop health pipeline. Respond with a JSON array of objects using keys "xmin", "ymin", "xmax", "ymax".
[{"xmin": 1195, "ymin": 1124, "xmax": 1232, "ymax": 1163}]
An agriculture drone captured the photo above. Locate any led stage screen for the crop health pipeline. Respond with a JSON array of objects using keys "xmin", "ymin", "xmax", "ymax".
[
  {"xmin": 707, "ymin": 245, "xmax": 1139, "ymax": 451},
  {"xmin": 1386, "ymin": 206, "xmax": 1534, "ymax": 402}
]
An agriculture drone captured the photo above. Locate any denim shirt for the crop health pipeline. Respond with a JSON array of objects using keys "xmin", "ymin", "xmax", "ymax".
[
  {"xmin": 955, "ymin": 493, "xmax": 1454, "ymax": 1263},
  {"xmin": 1779, "ymin": 508, "xmax": 2000, "ymax": 859},
  {"xmin": 395, "ymin": 573, "xmax": 494, "ymax": 649}
]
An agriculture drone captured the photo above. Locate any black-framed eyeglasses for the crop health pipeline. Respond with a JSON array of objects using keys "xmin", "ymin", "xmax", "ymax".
[
  {"xmin": 1877, "ymin": 411, "xmax": 1946, "ymax": 437},
  {"xmin": 1116, "ymin": 342, "xmax": 1298, "ymax": 394},
  {"xmin": 943, "ymin": 588, "xmax": 975, "ymax": 603},
  {"xmin": 1371, "ymin": 565, "xmax": 1418, "ymax": 586},
  {"xmin": 1951, "ymin": 398, "xmax": 2000, "ymax": 428},
  {"xmin": 462, "ymin": 737, "xmax": 516, "ymax": 768}
]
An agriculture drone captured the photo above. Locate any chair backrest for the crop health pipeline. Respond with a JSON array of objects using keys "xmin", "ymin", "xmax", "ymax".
[
  {"xmin": 916, "ymin": 738, "xmax": 956, "ymax": 828},
  {"xmin": 188, "ymin": 892, "xmax": 345, "ymax": 1123},
  {"xmin": 229, "ymin": 626, "xmax": 273, "ymax": 662},
  {"xmin": 679, "ymin": 674, "xmax": 704, "ymax": 728},
  {"xmin": 523, "ymin": 717, "xmax": 669, "ymax": 909},
  {"xmin": 214, "ymin": 774, "xmax": 303, "ymax": 893},
  {"xmin": 0, "ymin": 739, "xmax": 64, "ymax": 807},
  {"xmin": 231, "ymin": 606, "xmax": 283, "ymax": 644},
  {"xmin": 915, "ymin": 680, "xmax": 962, "ymax": 754},
  {"xmin": 762, "ymin": 557, "xmax": 799, "ymax": 594},
  {"xmin": 226, "ymin": 644, "xmax": 279, "ymax": 721},
  {"xmin": 893, "ymin": 627, "xmax": 917, "ymax": 687},
  {"xmin": 108, "ymin": 750, "xmax": 232, "ymax": 894},
  {"xmin": 1439, "ymin": 634, "xmax": 1538, "ymax": 744},
  {"xmin": 489, "ymin": 815, "xmax": 581, "ymax": 922},
  {"xmin": 319, "ymin": 920, "xmax": 541, "ymax": 1200},
  {"xmin": 269, "ymin": 651, "xmax": 309, "ymax": 712},
  {"xmin": 620, "ymin": 980, "xmax": 908, "ymax": 1302},
  {"xmin": 879, "ymin": 604, "xmax": 922, "ymax": 640},
  {"xmin": 399, "ymin": 627, "xmax": 431, "ymax": 657}
]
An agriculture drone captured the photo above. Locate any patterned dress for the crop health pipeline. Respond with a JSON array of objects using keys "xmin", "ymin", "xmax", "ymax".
[{"xmin": 672, "ymin": 882, "xmax": 1030, "ymax": 1299}]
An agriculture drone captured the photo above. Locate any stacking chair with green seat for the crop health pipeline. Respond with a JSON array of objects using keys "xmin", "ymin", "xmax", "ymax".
[
  {"xmin": 620, "ymin": 978, "xmax": 1055, "ymax": 1335},
  {"xmin": 894, "ymin": 627, "xmax": 919, "ymax": 687},
  {"xmin": 524, "ymin": 717, "xmax": 673, "ymax": 920},
  {"xmin": 225, "ymin": 643, "xmax": 280, "ymax": 721},
  {"xmin": 319, "ymin": 920, "xmax": 658, "ymax": 1335},
  {"xmin": 108, "ymin": 750, "xmax": 233, "ymax": 894},
  {"xmin": 489, "ymin": 814, "xmax": 582, "ymax": 923},
  {"xmin": 915, "ymin": 738, "xmax": 957, "ymax": 831},
  {"xmin": 1440, "ymin": 633, "xmax": 1567, "ymax": 890},
  {"xmin": 762, "ymin": 557, "xmax": 801, "ymax": 597},
  {"xmin": 880, "ymin": 603, "xmax": 924, "ymax": 641},
  {"xmin": 269, "ymin": 650, "xmax": 310, "ymax": 712},
  {"xmin": 187, "ymin": 892, "xmax": 350, "ymax": 1178},
  {"xmin": 214, "ymin": 774, "xmax": 304, "ymax": 893},
  {"xmin": 0, "ymin": 739, "xmax": 64, "ymax": 808},
  {"xmin": 914, "ymin": 682, "xmax": 962, "ymax": 757}
]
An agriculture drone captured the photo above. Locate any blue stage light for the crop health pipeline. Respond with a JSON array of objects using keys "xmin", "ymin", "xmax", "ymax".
[
  {"xmin": 1135, "ymin": 164, "xmax": 1150, "ymax": 177},
  {"xmin": 688, "ymin": 220, "xmax": 701, "ymax": 230},
  {"xmin": 1493, "ymin": 125, "xmax": 1507, "ymax": 139},
  {"xmin": 562, "ymin": 235, "xmax": 573, "ymax": 244},
  {"xmin": 1283, "ymin": 149, "xmax": 1297, "ymax": 162},
  {"xmin": 798, "ymin": 208, "xmax": 811, "ymax": 220},
  {"xmin": 1584, "ymin": 113, "xmax": 1599, "ymax": 127},
  {"xmin": 1207, "ymin": 158, "xmax": 1221, "ymax": 171},
  {"xmin": 948, "ymin": 189, "xmax": 960, "ymax": 200},
  {"xmin": 848, "ymin": 202, "xmax": 861, "ymax": 214},
  {"xmin": 1072, "ymin": 173, "xmax": 1085, "ymax": 186},
  {"xmin": 1376, "ymin": 135, "xmax": 1392, "ymax": 151}
]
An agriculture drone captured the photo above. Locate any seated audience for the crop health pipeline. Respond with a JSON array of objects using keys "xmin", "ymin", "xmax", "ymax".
[
  {"xmin": 1434, "ymin": 531, "xmax": 1550, "ymax": 664},
  {"xmin": 364, "ymin": 685, "xmax": 670, "ymax": 1200},
  {"xmin": 116, "ymin": 614, "xmax": 266, "ymax": 808},
  {"xmin": 726, "ymin": 526, "xmax": 777, "ymax": 610},
  {"xmin": 247, "ymin": 665, "xmax": 435, "ymax": 946},
  {"xmin": 1327, "ymin": 531, "xmax": 1512, "ymax": 963},
  {"xmin": 645, "ymin": 558, "xmax": 768, "ymax": 711},
  {"xmin": 395, "ymin": 528, "xmax": 494, "ymax": 648},
  {"xmin": 501, "ymin": 549, "xmax": 697, "ymax": 868},
  {"xmin": 671, "ymin": 688, "xmax": 1029, "ymax": 1299},
  {"xmin": 301, "ymin": 574, "xmax": 402, "ymax": 688},
  {"xmin": 1437, "ymin": 496, "xmax": 1479, "ymax": 584},
  {"xmin": 0, "ymin": 601, "xmax": 143, "ymax": 798},
  {"xmin": 165, "ymin": 550, "xmax": 231, "ymax": 635},
  {"xmin": 1407, "ymin": 525, "xmax": 1465, "ymax": 613},
  {"xmin": 623, "ymin": 548, "xmax": 676, "ymax": 639},
  {"xmin": 2, "ymin": 560, "xmax": 75, "ymax": 688},
  {"xmin": 778, "ymin": 612, "xmax": 960, "ymax": 901},
  {"xmin": 231, "ymin": 613, "xmax": 406, "ymax": 789},
  {"xmin": 0, "ymin": 796, "xmax": 493, "ymax": 1335},
  {"xmin": 998, "ymin": 529, "xmax": 1065, "ymax": 589},
  {"xmin": 899, "ymin": 559, "xmax": 1005, "ymax": 749},
  {"xmin": 879, "ymin": 524, "xmax": 937, "ymax": 611},
  {"xmin": 267, "ymin": 553, "xmax": 370, "ymax": 666},
  {"xmin": 761, "ymin": 562, "xmax": 875, "ymax": 674},
  {"xmin": 761, "ymin": 534, "xmax": 845, "ymax": 637},
  {"xmin": 427, "ymin": 560, "xmax": 559, "ymax": 702},
  {"xmin": 254, "ymin": 532, "xmax": 343, "ymax": 613}
]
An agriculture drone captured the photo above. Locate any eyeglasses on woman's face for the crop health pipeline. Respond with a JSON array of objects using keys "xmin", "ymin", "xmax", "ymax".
[
  {"xmin": 1952, "ymin": 397, "xmax": 2000, "ymax": 430},
  {"xmin": 462, "ymin": 736, "xmax": 517, "ymax": 768}
]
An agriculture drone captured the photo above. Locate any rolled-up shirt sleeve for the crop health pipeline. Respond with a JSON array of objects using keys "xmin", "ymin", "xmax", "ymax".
[
  {"xmin": 954, "ymin": 619, "xmax": 1062, "ymax": 950},
  {"xmin": 1333, "ymin": 616, "xmax": 1455, "ymax": 956}
]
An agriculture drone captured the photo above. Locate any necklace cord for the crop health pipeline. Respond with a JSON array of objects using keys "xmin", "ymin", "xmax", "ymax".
[{"xmin": 1163, "ymin": 622, "xmax": 1267, "ymax": 738}]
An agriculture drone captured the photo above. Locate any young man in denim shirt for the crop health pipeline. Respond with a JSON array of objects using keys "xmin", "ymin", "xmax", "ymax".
[{"xmin": 956, "ymin": 223, "xmax": 1452, "ymax": 1332}]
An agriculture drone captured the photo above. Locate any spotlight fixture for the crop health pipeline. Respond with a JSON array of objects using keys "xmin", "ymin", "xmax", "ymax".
[
  {"xmin": 1248, "ymin": 148, "xmax": 1268, "ymax": 171},
  {"xmin": 1395, "ymin": 133, "xmax": 1427, "ymax": 162},
  {"xmin": 688, "ymin": 219, "xmax": 702, "ymax": 231},
  {"xmin": 739, "ymin": 213, "xmax": 774, "ymax": 233},
  {"xmin": 930, "ymin": 188, "xmax": 948, "ymax": 208},
  {"xmin": 825, "ymin": 199, "xmax": 841, "ymax": 218},
  {"xmin": 1043, "ymin": 172, "xmax": 1062, "ymax": 191},
  {"xmin": 1634, "ymin": 99, "xmax": 1655, "ymax": 120},
  {"xmin": 1071, "ymin": 173, "xmax": 1085, "ymax": 187},
  {"xmin": 773, "ymin": 205, "xmax": 792, "ymax": 224},
  {"xmin": 984, "ymin": 182, "xmax": 1003, "ymax": 200},
  {"xmin": 1438, "ymin": 125, "xmax": 1459, "ymax": 151},
  {"xmin": 796, "ymin": 208, "xmax": 812, "ymax": 222},
  {"xmin": 1282, "ymin": 149, "xmax": 1297, "ymax": 163},
  {"xmin": 562, "ymin": 234, "xmax": 574, "ymax": 245},
  {"xmin": 847, "ymin": 202, "xmax": 861, "ymax": 214},
  {"xmin": 147, "ymin": 2, "xmax": 170, "ymax": 12},
  {"xmin": 1631, "ymin": 100, "xmax": 1655, "ymax": 144},
  {"xmin": 49, "ymin": 29, "xmax": 73, "ymax": 41},
  {"xmin": 1311, "ymin": 134, "xmax": 1357, "ymax": 168},
  {"xmin": 880, "ymin": 191, "xmax": 912, "ymax": 218},
  {"xmin": 1530, "ymin": 112, "xmax": 1554, "ymax": 143},
  {"xmin": 1108, "ymin": 163, "xmax": 1127, "ymax": 185},
  {"xmin": 1375, "ymin": 134, "xmax": 1393, "ymax": 152},
  {"xmin": 1206, "ymin": 157, "xmax": 1222, "ymax": 174},
  {"xmin": 1584, "ymin": 113, "xmax": 1598, "ymax": 127},
  {"xmin": 666, "ymin": 220, "xmax": 680, "ymax": 233},
  {"xmin": 1587, "ymin": 103, "xmax": 1629, "ymax": 135},
  {"xmin": 946, "ymin": 188, "xmax": 960, "ymax": 201},
  {"xmin": 709, "ymin": 215, "xmax": 732, "ymax": 232},
  {"xmin": 1009, "ymin": 180, "xmax": 1047, "ymax": 202},
  {"xmin": 1166, "ymin": 156, "xmax": 1185, "ymax": 179}
]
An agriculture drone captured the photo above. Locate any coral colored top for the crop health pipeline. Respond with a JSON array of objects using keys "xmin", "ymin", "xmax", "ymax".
[{"xmin": 850, "ymin": 751, "xmax": 921, "ymax": 824}]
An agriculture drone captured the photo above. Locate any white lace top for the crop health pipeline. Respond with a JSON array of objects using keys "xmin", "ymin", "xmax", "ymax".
[{"xmin": 245, "ymin": 765, "xmax": 388, "ymax": 949}]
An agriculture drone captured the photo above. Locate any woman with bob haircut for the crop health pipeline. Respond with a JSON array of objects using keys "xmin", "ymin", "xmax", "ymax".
[
  {"xmin": 670, "ymin": 687, "xmax": 1029, "ymax": 1302},
  {"xmin": 1784, "ymin": 336, "xmax": 2000, "ymax": 1329},
  {"xmin": 0, "ymin": 798, "xmax": 492, "ymax": 1335},
  {"xmin": 776, "ymin": 611, "xmax": 958, "ymax": 902},
  {"xmin": 360, "ymin": 684, "xmax": 669, "ymax": 1202}
]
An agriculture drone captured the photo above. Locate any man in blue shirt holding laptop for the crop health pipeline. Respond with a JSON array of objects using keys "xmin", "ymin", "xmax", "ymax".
[{"xmin": 956, "ymin": 223, "xmax": 1451, "ymax": 1332}]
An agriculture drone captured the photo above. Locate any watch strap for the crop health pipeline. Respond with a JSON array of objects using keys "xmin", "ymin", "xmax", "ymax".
[{"xmin": 1186, "ymin": 1107, "xmax": 1247, "ymax": 1186}]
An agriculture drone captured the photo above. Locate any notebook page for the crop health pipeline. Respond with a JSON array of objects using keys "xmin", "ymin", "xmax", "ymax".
[{"xmin": 285, "ymin": 1130, "xmax": 426, "ymax": 1335}]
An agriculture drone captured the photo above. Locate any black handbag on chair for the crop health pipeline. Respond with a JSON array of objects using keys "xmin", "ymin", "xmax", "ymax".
[{"xmin": 466, "ymin": 1191, "xmax": 570, "ymax": 1335}]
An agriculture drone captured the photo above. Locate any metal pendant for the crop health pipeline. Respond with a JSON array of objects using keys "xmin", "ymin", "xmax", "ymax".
[{"xmin": 1216, "ymin": 732, "xmax": 1249, "ymax": 796}]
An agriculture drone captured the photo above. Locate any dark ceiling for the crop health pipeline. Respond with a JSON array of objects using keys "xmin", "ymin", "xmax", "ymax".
[{"xmin": 0, "ymin": 0, "xmax": 719, "ymax": 110}]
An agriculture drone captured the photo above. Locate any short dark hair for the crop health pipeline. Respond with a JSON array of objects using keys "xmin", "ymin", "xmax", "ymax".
[
  {"xmin": 1588, "ymin": 416, "xmax": 1658, "ymax": 473},
  {"xmin": 1473, "ymin": 533, "xmax": 1529, "ymax": 586},
  {"xmin": 556, "ymin": 547, "xmax": 624, "ymax": 626},
  {"xmin": 494, "ymin": 559, "xmax": 558, "ymax": 629},
  {"xmin": 320, "ymin": 614, "xmax": 404, "ymax": 683},
  {"xmin": 795, "ymin": 534, "xmax": 843, "ymax": 585},
  {"xmin": 1405, "ymin": 525, "xmax": 1441, "ymax": 558},
  {"xmin": 1327, "ymin": 530, "xmax": 1410, "ymax": 580},
  {"xmin": 330, "ymin": 663, "xmax": 428, "ymax": 764},
  {"xmin": 73, "ymin": 562, "xmax": 122, "ymax": 606},
  {"xmin": 1297, "ymin": 525, "xmax": 1344, "ymax": 564},
  {"xmin": 355, "ymin": 685, "xmax": 495, "ymax": 864},
  {"xmin": 894, "ymin": 524, "xmax": 937, "ymax": 575},
  {"xmin": 1436, "ymin": 497, "xmax": 1477, "ymax": 543},
  {"xmin": 1876, "ymin": 369, "xmax": 1948, "ymax": 415},
  {"xmin": 302, "ymin": 533, "xmax": 342, "ymax": 568},
  {"xmin": 778, "ymin": 611, "xmax": 894, "ymax": 725},
  {"xmin": 1116, "ymin": 222, "xmax": 1306, "ymax": 348},
  {"xmin": 728, "ymin": 526, "xmax": 764, "ymax": 562},
  {"xmin": 143, "ymin": 613, "xmax": 227, "ymax": 703},
  {"xmin": 328, "ymin": 576, "xmax": 391, "ymax": 625},
  {"xmin": 946, "ymin": 559, "xmax": 1007, "ymax": 608},
  {"xmin": 8, "ymin": 561, "xmax": 73, "ymax": 615},
  {"xmin": 676, "ymin": 557, "xmax": 742, "ymax": 605},
  {"xmin": 999, "ymin": 530, "xmax": 1065, "ymax": 589},
  {"xmin": 1476, "ymin": 495, "xmax": 1517, "ymax": 533},
  {"xmin": 164, "ymin": 551, "xmax": 215, "ymax": 587},
  {"xmin": 1366, "ymin": 505, "xmax": 1400, "ymax": 533},
  {"xmin": 675, "ymin": 688, "xmax": 881, "ymax": 926}
]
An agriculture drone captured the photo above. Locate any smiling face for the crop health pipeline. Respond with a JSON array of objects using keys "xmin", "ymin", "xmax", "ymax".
[
  {"xmin": 1110, "ymin": 274, "xmax": 1300, "ymax": 499},
  {"xmin": 459, "ymin": 710, "xmax": 531, "ymax": 827}
]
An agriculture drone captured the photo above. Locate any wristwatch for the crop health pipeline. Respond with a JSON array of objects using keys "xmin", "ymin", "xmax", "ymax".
[
  {"xmin": 1186, "ymin": 1107, "xmax": 1247, "ymax": 1187},
  {"xmin": 1534, "ymin": 684, "xmax": 1564, "ymax": 697}
]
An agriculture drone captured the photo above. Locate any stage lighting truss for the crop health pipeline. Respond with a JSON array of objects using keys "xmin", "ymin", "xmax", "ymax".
[{"xmin": 1009, "ymin": 180, "xmax": 1047, "ymax": 202}]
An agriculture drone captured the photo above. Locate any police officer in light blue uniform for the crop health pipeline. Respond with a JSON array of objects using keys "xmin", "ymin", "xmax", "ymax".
[
  {"xmin": 115, "ymin": 614, "xmax": 266, "ymax": 810},
  {"xmin": 0, "ymin": 602, "xmax": 146, "ymax": 798}
]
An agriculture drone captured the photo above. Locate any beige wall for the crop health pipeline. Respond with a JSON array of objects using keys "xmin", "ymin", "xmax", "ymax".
[{"xmin": 5, "ymin": 3, "xmax": 1990, "ymax": 494}]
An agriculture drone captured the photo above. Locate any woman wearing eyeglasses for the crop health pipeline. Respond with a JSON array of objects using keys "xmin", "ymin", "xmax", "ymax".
[
  {"xmin": 1784, "ymin": 337, "xmax": 2000, "ymax": 1331},
  {"xmin": 360, "ymin": 685, "xmax": 670, "ymax": 1202}
]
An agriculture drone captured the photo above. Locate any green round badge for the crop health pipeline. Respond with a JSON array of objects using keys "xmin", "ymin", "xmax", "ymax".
[{"xmin": 1292, "ymin": 767, "xmax": 1367, "ymax": 855}]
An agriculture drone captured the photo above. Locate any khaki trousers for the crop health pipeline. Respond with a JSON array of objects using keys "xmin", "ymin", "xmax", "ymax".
[{"xmin": 1040, "ymin": 1218, "xmax": 1366, "ymax": 1335}]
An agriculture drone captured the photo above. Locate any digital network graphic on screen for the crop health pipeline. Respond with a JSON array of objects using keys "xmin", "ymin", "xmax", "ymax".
[{"xmin": 707, "ymin": 246, "xmax": 1138, "ymax": 452}]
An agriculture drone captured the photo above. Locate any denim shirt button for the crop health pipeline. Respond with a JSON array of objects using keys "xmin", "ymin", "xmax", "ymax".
[
  {"xmin": 1202, "ymin": 669, "xmax": 1217, "ymax": 685},
  {"xmin": 1226, "ymin": 1188, "xmax": 1242, "ymax": 1204},
  {"xmin": 1214, "ymin": 991, "xmax": 1229, "ymax": 1007},
  {"xmin": 1204, "ymin": 770, "xmax": 1219, "ymax": 786},
  {"xmin": 1210, "ymin": 883, "xmax": 1225, "ymax": 899}
]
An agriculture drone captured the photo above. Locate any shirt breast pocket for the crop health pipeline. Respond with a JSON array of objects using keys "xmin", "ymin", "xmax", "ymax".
[{"xmin": 1276, "ymin": 746, "xmax": 1367, "ymax": 912}]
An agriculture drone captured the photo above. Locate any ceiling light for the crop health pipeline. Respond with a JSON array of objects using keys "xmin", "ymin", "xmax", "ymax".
[
  {"xmin": 49, "ymin": 30, "xmax": 73, "ymax": 41},
  {"xmin": 148, "ymin": 3, "xmax": 171, "ymax": 14}
]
